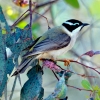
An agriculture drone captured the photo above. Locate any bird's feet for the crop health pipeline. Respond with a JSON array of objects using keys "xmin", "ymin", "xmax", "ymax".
[
  {"xmin": 55, "ymin": 59, "xmax": 71, "ymax": 66},
  {"xmin": 63, "ymin": 59, "xmax": 70, "ymax": 66},
  {"xmin": 40, "ymin": 58, "xmax": 71, "ymax": 66}
]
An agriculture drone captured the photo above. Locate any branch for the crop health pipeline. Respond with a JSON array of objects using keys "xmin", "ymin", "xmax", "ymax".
[
  {"xmin": 55, "ymin": 59, "xmax": 100, "ymax": 74},
  {"xmin": 67, "ymin": 84, "xmax": 92, "ymax": 92},
  {"xmin": 67, "ymin": 70, "xmax": 98, "ymax": 78},
  {"xmin": 11, "ymin": 0, "xmax": 58, "ymax": 28},
  {"xmin": 71, "ymin": 60, "xmax": 100, "ymax": 74}
]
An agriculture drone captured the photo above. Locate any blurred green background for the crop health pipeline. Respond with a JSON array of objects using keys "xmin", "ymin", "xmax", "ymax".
[{"xmin": 1, "ymin": 0, "xmax": 100, "ymax": 100}]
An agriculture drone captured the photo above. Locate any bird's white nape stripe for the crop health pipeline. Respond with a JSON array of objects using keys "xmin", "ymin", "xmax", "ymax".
[
  {"xmin": 64, "ymin": 21, "xmax": 73, "ymax": 25},
  {"xmin": 73, "ymin": 23, "xmax": 79, "ymax": 25},
  {"xmin": 64, "ymin": 22, "xmax": 80, "ymax": 26}
]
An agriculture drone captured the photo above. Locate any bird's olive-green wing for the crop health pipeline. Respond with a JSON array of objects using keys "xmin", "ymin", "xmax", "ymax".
[{"xmin": 23, "ymin": 26, "xmax": 71, "ymax": 57}]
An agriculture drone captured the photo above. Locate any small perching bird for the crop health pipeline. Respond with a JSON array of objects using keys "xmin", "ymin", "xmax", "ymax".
[{"xmin": 12, "ymin": 19, "xmax": 89, "ymax": 76}]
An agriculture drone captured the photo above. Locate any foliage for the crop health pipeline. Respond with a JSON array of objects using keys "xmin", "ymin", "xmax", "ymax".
[
  {"xmin": 0, "ymin": 0, "xmax": 100, "ymax": 100},
  {"xmin": 81, "ymin": 80, "xmax": 100, "ymax": 100},
  {"xmin": 64, "ymin": 0, "xmax": 80, "ymax": 9},
  {"xmin": 20, "ymin": 65, "xmax": 43, "ymax": 100},
  {"xmin": 81, "ymin": 80, "xmax": 93, "ymax": 91},
  {"xmin": 0, "ymin": 6, "xmax": 9, "ymax": 97},
  {"xmin": 44, "ymin": 73, "xmax": 68, "ymax": 100}
]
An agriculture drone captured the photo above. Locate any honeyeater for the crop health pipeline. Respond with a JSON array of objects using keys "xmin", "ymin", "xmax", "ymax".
[{"xmin": 12, "ymin": 19, "xmax": 89, "ymax": 76}]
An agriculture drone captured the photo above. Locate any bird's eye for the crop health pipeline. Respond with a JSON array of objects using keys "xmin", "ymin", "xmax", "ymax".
[{"xmin": 73, "ymin": 23, "xmax": 79, "ymax": 26}]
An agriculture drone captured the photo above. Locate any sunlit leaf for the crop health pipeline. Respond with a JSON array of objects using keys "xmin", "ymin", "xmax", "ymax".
[
  {"xmin": 6, "ymin": 6, "xmax": 13, "ymax": 16},
  {"xmin": 17, "ymin": 21, "xmax": 27, "ymax": 29},
  {"xmin": 92, "ymin": 85, "xmax": 99, "ymax": 91},
  {"xmin": 90, "ymin": 1, "xmax": 100, "ymax": 19},
  {"xmin": 2, "ymin": 29, "xmax": 7, "ymax": 34},
  {"xmin": 81, "ymin": 80, "xmax": 93, "ymax": 91},
  {"xmin": 64, "ymin": 0, "xmax": 80, "ymax": 9},
  {"xmin": 95, "ymin": 94, "xmax": 100, "ymax": 100},
  {"xmin": 92, "ymin": 85, "xmax": 100, "ymax": 96},
  {"xmin": 9, "ymin": 13, "xmax": 19, "ymax": 20}
]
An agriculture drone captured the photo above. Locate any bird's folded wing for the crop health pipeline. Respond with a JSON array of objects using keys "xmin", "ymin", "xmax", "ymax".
[{"xmin": 23, "ymin": 33, "xmax": 71, "ymax": 58}]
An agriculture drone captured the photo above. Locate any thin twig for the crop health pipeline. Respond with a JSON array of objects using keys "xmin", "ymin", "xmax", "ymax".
[
  {"xmin": 29, "ymin": 0, "xmax": 32, "ymax": 39},
  {"xmin": 70, "ymin": 50, "xmax": 99, "ymax": 68},
  {"xmin": 11, "ymin": 0, "xmax": 58, "ymax": 28},
  {"xmin": 67, "ymin": 70, "xmax": 98, "ymax": 78},
  {"xmin": 52, "ymin": 70, "xmax": 59, "ymax": 80},
  {"xmin": 11, "ymin": 9, "xmax": 29, "ymax": 29},
  {"xmin": 67, "ymin": 84, "xmax": 92, "ymax": 92},
  {"xmin": 71, "ymin": 60, "xmax": 100, "ymax": 74},
  {"xmin": 55, "ymin": 59, "xmax": 100, "ymax": 74}
]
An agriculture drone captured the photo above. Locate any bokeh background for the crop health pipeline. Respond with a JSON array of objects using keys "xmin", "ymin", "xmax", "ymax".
[{"xmin": 0, "ymin": 0, "xmax": 100, "ymax": 100}]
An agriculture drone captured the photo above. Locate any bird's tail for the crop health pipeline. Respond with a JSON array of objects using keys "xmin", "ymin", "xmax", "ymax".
[{"xmin": 11, "ymin": 56, "xmax": 37, "ymax": 76}]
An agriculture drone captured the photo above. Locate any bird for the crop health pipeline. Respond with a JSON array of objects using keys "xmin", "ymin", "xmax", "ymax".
[{"xmin": 12, "ymin": 19, "xmax": 89, "ymax": 76}]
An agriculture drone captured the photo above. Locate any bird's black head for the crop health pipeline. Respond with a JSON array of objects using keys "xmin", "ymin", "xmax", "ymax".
[{"xmin": 62, "ymin": 19, "xmax": 89, "ymax": 32}]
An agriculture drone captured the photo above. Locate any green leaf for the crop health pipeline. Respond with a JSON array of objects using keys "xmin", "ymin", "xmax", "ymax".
[
  {"xmin": 90, "ymin": 1, "xmax": 100, "ymax": 19},
  {"xmin": 20, "ymin": 65, "xmax": 42, "ymax": 100},
  {"xmin": 64, "ymin": 0, "xmax": 80, "ymax": 9},
  {"xmin": 81, "ymin": 80, "xmax": 93, "ymax": 91},
  {"xmin": 95, "ymin": 94, "xmax": 100, "ymax": 100},
  {"xmin": 92, "ymin": 85, "xmax": 99, "ymax": 91},
  {"xmin": 32, "ymin": 23, "xmax": 40, "ymax": 30},
  {"xmin": 0, "ymin": 6, "xmax": 8, "ymax": 97},
  {"xmin": 32, "ymin": 23, "xmax": 40, "ymax": 38},
  {"xmin": 2, "ymin": 29, "xmax": 6, "ymax": 34},
  {"xmin": 45, "ymin": 74, "xmax": 67, "ymax": 100},
  {"xmin": 17, "ymin": 21, "xmax": 27, "ymax": 29},
  {"xmin": 9, "ymin": 13, "xmax": 19, "ymax": 20}
]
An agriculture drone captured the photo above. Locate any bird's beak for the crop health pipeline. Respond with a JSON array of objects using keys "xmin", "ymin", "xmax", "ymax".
[
  {"xmin": 80, "ymin": 23, "xmax": 89, "ymax": 31},
  {"xmin": 83, "ymin": 23, "xmax": 89, "ymax": 26}
]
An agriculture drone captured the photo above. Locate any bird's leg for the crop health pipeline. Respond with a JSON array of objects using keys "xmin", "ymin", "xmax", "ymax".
[
  {"xmin": 56, "ymin": 59, "xmax": 72, "ymax": 66},
  {"xmin": 36, "ymin": 60, "xmax": 44, "ymax": 74},
  {"xmin": 39, "ymin": 58, "xmax": 71, "ymax": 66}
]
